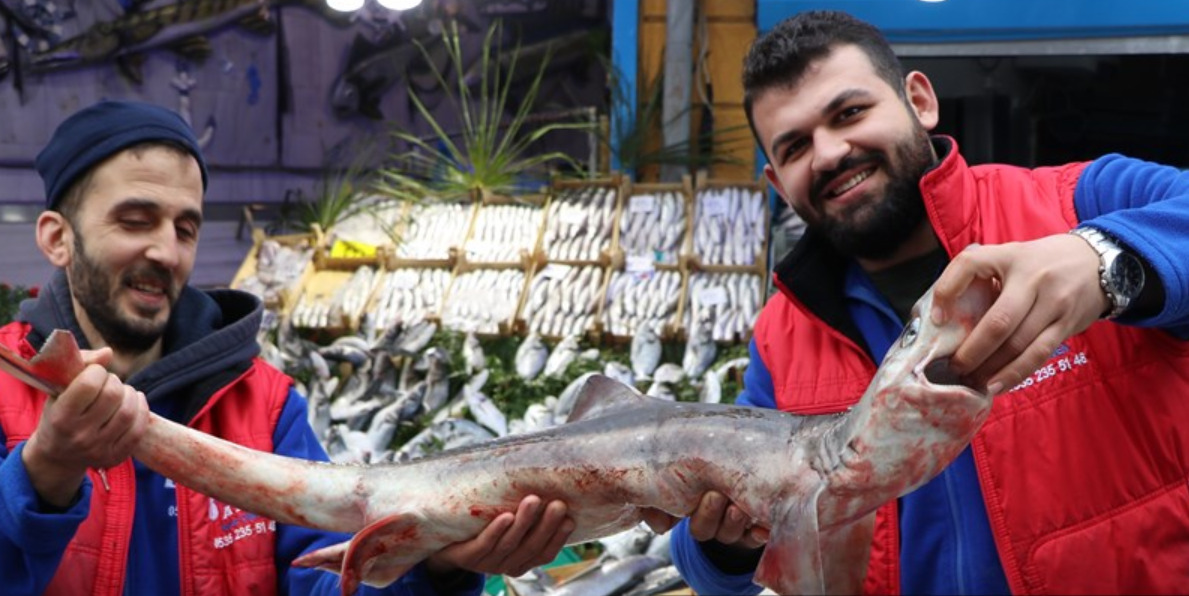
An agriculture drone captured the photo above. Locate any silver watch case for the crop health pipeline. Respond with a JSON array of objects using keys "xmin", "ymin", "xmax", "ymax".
[{"xmin": 1069, "ymin": 227, "xmax": 1145, "ymax": 319}]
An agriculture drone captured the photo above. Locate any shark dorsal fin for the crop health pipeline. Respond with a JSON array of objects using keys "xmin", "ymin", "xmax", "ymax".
[{"xmin": 565, "ymin": 374, "xmax": 645, "ymax": 423}]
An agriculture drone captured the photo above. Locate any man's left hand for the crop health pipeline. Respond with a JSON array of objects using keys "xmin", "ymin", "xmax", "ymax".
[
  {"xmin": 424, "ymin": 495, "xmax": 573, "ymax": 579},
  {"xmin": 929, "ymin": 234, "xmax": 1108, "ymax": 394}
]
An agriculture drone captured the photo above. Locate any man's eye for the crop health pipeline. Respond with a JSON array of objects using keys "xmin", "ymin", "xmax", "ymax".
[
  {"xmin": 121, "ymin": 219, "xmax": 150, "ymax": 228},
  {"xmin": 838, "ymin": 106, "xmax": 864, "ymax": 121}
]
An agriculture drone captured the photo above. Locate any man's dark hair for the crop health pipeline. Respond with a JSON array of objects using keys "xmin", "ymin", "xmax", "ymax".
[
  {"xmin": 742, "ymin": 11, "xmax": 906, "ymax": 153},
  {"xmin": 54, "ymin": 140, "xmax": 196, "ymax": 225}
]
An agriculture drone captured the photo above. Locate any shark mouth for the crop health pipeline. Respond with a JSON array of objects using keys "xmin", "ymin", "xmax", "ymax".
[{"xmin": 922, "ymin": 357, "xmax": 964, "ymax": 386}]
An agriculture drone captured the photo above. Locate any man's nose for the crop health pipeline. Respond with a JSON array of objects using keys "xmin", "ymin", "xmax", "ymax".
[
  {"xmin": 144, "ymin": 226, "xmax": 181, "ymax": 268},
  {"xmin": 811, "ymin": 129, "xmax": 851, "ymax": 173}
]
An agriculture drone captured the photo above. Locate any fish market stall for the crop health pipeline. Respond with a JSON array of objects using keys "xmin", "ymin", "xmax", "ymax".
[{"xmin": 234, "ymin": 175, "xmax": 774, "ymax": 596}]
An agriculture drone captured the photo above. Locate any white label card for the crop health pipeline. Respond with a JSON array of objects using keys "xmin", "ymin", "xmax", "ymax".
[
  {"xmin": 698, "ymin": 286, "xmax": 729, "ymax": 306},
  {"xmin": 625, "ymin": 254, "xmax": 656, "ymax": 274},
  {"xmin": 701, "ymin": 195, "xmax": 729, "ymax": 217},
  {"xmin": 631, "ymin": 195, "xmax": 657, "ymax": 214}
]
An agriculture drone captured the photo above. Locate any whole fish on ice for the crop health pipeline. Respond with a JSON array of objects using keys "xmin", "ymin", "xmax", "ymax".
[{"xmin": 0, "ymin": 279, "xmax": 996, "ymax": 595}]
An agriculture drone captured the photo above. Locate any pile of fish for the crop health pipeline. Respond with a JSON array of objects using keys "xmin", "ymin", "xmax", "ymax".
[
  {"xmin": 683, "ymin": 272, "xmax": 763, "ymax": 344},
  {"xmin": 441, "ymin": 269, "xmax": 526, "ymax": 334},
  {"xmin": 465, "ymin": 204, "xmax": 544, "ymax": 264},
  {"xmin": 601, "ymin": 270, "xmax": 682, "ymax": 338},
  {"xmin": 395, "ymin": 202, "xmax": 473, "ymax": 261},
  {"xmin": 521, "ymin": 265, "xmax": 605, "ymax": 339},
  {"xmin": 501, "ymin": 527, "xmax": 683, "ymax": 596},
  {"xmin": 367, "ymin": 268, "xmax": 451, "ymax": 333},
  {"xmin": 290, "ymin": 267, "xmax": 382, "ymax": 330},
  {"xmin": 692, "ymin": 186, "xmax": 766, "ymax": 266},
  {"xmin": 618, "ymin": 191, "xmax": 687, "ymax": 265},
  {"xmin": 233, "ymin": 239, "xmax": 313, "ymax": 307},
  {"xmin": 541, "ymin": 187, "xmax": 617, "ymax": 262}
]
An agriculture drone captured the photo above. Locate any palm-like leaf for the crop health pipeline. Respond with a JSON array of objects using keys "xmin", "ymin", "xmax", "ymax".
[{"xmin": 376, "ymin": 20, "xmax": 595, "ymax": 202}]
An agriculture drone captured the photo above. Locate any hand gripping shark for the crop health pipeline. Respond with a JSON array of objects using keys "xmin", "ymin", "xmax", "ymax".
[{"xmin": 0, "ymin": 278, "xmax": 995, "ymax": 595}]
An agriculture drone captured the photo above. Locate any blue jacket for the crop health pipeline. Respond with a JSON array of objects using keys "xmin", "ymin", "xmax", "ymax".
[
  {"xmin": 0, "ymin": 270, "xmax": 482, "ymax": 595},
  {"xmin": 671, "ymin": 150, "xmax": 1189, "ymax": 595}
]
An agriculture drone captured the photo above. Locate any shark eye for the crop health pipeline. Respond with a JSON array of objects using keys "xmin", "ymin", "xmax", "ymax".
[{"xmin": 901, "ymin": 317, "xmax": 921, "ymax": 348}]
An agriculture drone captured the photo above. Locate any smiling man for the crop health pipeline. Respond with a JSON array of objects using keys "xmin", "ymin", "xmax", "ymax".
[
  {"xmin": 644, "ymin": 10, "xmax": 1189, "ymax": 596},
  {"xmin": 0, "ymin": 100, "xmax": 573, "ymax": 596}
]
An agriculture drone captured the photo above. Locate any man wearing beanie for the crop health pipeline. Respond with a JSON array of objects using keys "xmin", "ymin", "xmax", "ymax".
[{"xmin": 0, "ymin": 100, "xmax": 574, "ymax": 595}]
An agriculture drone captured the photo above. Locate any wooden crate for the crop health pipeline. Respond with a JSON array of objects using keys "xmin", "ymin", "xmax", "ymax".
[
  {"xmin": 684, "ymin": 176, "xmax": 770, "ymax": 278},
  {"xmin": 534, "ymin": 176, "xmax": 624, "ymax": 267}
]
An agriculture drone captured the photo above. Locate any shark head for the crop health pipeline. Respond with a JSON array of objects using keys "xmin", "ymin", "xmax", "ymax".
[{"xmin": 822, "ymin": 275, "xmax": 998, "ymax": 524}]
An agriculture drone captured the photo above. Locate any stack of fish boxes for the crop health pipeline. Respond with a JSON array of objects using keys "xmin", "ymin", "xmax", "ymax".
[
  {"xmin": 229, "ymin": 227, "xmax": 317, "ymax": 317},
  {"xmin": 362, "ymin": 199, "xmax": 477, "ymax": 334},
  {"xmin": 680, "ymin": 177, "xmax": 770, "ymax": 344},
  {"xmin": 596, "ymin": 176, "xmax": 694, "ymax": 344},
  {"xmin": 515, "ymin": 177, "xmax": 624, "ymax": 343},
  {"xmin": 439, "ymin": 192, "xmax": 547, "ymax": 337}
]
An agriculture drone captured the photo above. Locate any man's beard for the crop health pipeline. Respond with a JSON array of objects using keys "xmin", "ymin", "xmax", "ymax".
[
  {"xmin": 807, "ymin": 123, "xmax": 935, "ymax": 260},
  {"xmin": 69, "ymin": 234, "xmax": 176, "ymax": 353}
]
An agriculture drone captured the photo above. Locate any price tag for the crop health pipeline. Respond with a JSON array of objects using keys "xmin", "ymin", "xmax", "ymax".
[
  {"xmin": 558, "ymin": 207, "xmax": 588, "ymax": 225},
  {"xmin": 701, "ymin": 195, "xmax": 729, "ymax": 218},
  {"xmin": 539, "ymin": 264, "xmax": 573, "ymax": 280},
  {"xmin": 625, "ymin": 254, "xmax": 656, "ymax": 274},
  {"xmin": 630, "ymin": 195, "xmax": 657, "ymax": 214},
  {"xmin": 698, "ymin": 286, "xmax": 729, "ymax": 306}
]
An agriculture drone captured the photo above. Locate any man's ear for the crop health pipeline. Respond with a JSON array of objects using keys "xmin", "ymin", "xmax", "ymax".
[
  {"xmin": 36, "ymin": 211, "xmax": 73, "ymax": 268},
  {"xmin": 904, "ymin": 70, "xmax": 940, "ymax": 131},
  {"xmin": 763, "ymin": 163, "xmax": 796, "ymax": 212}
]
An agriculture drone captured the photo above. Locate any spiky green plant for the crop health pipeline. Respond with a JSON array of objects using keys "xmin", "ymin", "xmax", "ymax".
[{"xmin": 375, "ymin": 20, "xmax": 595, "ymax": 202}]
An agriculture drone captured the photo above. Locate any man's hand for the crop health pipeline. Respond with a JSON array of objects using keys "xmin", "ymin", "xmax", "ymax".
[
  {"xmin": 929, "ymin": 235, "xmax": 1107, "ymax": 395},
  {"xmin": 21, "ymin": 348, "xmax": 149, "ymax": 508},
  {"xmin": 424, "ymin": 495, "xmax": 574, "ymax": 578},
  {"xmin": 641, "ymin": 491, "xmax": 768, "ymax": 549}
]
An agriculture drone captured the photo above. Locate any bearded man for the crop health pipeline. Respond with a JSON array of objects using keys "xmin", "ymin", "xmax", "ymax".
[
  {"xmin": 0, "ymin": 100, "xmax": 573, "ymax": 595},
  {"xmin": 645, "ymin": 10, "xmax": 1189, "ymax": 596}
]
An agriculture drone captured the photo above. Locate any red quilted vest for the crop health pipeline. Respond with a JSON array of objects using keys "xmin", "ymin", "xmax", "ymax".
[
  {"xmin": 756, "ymin": 146, "xmax": 1189, "ymax": 594},
  {"xmin": 0, "ymin": 321, "xmax": 293, "ymax": 596}
]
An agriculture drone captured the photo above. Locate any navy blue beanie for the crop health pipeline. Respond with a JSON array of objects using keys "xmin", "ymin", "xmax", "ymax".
[{"xmin": 36, "ymin": 100, "xmax": 209, "ymax": 210}]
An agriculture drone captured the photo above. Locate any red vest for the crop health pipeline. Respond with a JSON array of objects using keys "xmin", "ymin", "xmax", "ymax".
[
  {"xmin": 0, "ymin": 322, "xmax": 293, "ymax": 596},
  {"xmin": 757, "ymin": 147, "xmax": 1189, "ymax": 594}
]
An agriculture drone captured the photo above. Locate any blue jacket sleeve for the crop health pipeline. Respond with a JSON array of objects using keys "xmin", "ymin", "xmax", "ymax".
[
  {"xmin": 0, "ymin": 439, "xmax": 92, "ymax": 596},
  {"xmin": 273, "ymin": 388, "xmax": 484, "ymax": 596},
  {"xmin": 669, "ymin": 339, "xmax": 772, "ymax": 596},
  {"xmin": 1075, "ymin": 154, "xmax": 1189, "ymax": 334}
]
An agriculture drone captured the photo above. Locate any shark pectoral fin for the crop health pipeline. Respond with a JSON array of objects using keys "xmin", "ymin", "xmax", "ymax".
[
  {"xmin": 292, "ymin": 540, "xmax": 351, "ymax": 574},
  {"xmin": 340, "ymin": 514, "xmax": 426, "ymax": 595},
  {"xmin": 818, "ymin": 513, "xmax": 876, "ymax": 595},
  {"xmin": 755, "ymin": 487, "xmax": 826, "ymax": 595}
]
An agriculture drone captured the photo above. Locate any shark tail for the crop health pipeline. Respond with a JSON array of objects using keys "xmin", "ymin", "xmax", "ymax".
[{"xmin": 134, "ymin": 413, "xmax": 369, "ymax": 534}]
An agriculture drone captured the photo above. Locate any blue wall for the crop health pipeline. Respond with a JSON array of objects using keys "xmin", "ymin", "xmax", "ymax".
[{"xmin": 759, "ymin": 0, "xmax": 1189, "ymax": 40}]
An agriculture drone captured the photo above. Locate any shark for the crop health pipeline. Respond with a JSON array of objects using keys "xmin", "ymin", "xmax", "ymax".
[{"xmin": 0, "ymin": 278, "xmax": 997, "ymax": 595}]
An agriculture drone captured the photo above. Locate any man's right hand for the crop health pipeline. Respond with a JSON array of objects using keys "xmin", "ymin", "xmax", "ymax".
[
  {"xmin": 641, "ymin": 490, "xmax": 769, "ymax": 549},
  {"xmin": 20, "ymin": 348, "xmax": 149, "ymax": 508}
]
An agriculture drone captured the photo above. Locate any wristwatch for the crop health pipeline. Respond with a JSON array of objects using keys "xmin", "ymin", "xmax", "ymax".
[{"xmin": 1068, "ymin": 226, "xmax": 1145, "ymax": 319}]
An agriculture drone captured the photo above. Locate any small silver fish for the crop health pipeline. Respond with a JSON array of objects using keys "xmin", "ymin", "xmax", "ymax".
[
  {"xmin": 630, "ymin": 324, "xmax": 662, "ymax": 380},
  {"xmin": 515, "ymin": 333, "xmax": 549, "ymax": 380}
]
